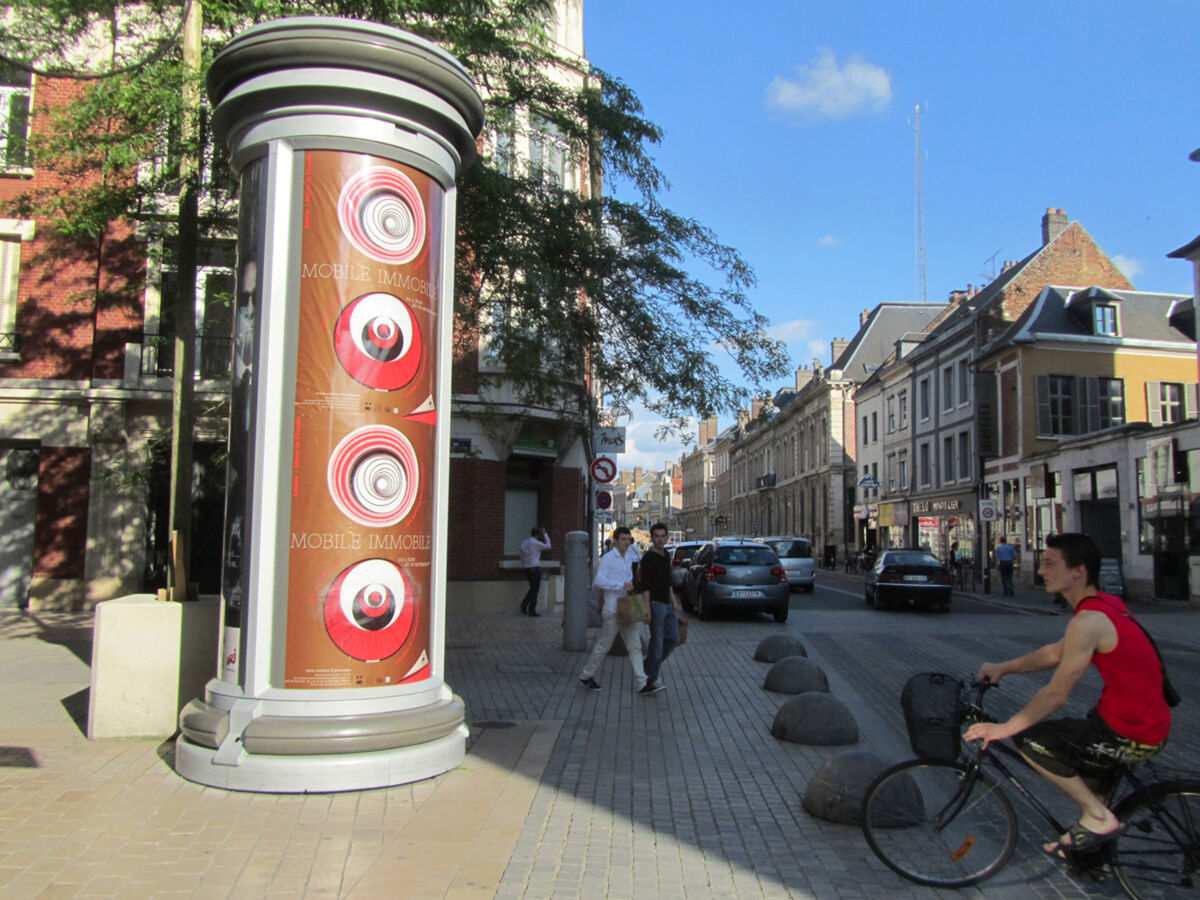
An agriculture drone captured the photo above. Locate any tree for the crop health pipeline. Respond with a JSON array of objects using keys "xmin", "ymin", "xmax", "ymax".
[{"xmin": 2, "ymin": 0, "xmax": 787, "ymax": 436}]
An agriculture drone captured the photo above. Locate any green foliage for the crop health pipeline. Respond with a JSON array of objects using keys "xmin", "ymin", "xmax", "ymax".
[{"xmin": 1, "ymin": 0, "xmax": 788, "ymax": 427}]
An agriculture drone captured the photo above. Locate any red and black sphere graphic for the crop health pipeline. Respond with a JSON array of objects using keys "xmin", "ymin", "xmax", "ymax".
[
  {"xmin": 333, "ymin": 292, "xmax": 423, "ymax": 390},
  {"xmin": 337, "ymin": 166, "xmax": 427, "ymax": 265},
  {"xmin": 326, "ymin": 425, "xmax": 420, "ymax": 527},
  {"xmin": 323, "ymin": 559, "xmax": 417, "ymax": 661}
]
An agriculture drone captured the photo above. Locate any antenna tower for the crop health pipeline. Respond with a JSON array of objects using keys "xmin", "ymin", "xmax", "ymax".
[{"xmin": 913, "ymin": 104, "xmax": 927, "ymax": 302}]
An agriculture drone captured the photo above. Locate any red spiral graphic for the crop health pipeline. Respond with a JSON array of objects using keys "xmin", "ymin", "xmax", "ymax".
[
  {"xmin": 337, "ymin": 167, "xmax": 427, "ymax": 264},
  {"xmin": 326, "ymin": 425, "xmax": 420, "ymax": 527},
  {"xmin": 333, "ymin": 292, "xmax": 423, "ymax": 391},
  {"xmin": 323, "ymin": 559, "xmax": 417, "ymax": 661}
]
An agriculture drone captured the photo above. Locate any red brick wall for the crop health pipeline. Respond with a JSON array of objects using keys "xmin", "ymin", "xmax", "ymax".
[
  {"xmin": 33, "ymin": 446, "xmax": 91, "ymax": 578},
  {"xmin": 0, "ymin": 76, "xmax": 147, "ymax": 383},
  {"xmin": 447, "ymin": 457, "xmax": 506, "ymax": 579},
  {"xmin": 548, "ymin": 465, "xmax": 583, "ymax": 556}
]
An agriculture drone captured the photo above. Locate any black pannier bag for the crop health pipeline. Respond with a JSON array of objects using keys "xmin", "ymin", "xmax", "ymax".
[{"xmin": 900, "ymin": 672, "xmax": 964, "ymax": 762}]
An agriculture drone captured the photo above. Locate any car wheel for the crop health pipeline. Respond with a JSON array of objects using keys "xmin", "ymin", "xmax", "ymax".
[
  {"xmin": 697, "ymin": 592, "xmax": 712, "ymax": 621},
  {"xmin": 773, "ymin": 604, "xmax": 789, "ymax": 624}
]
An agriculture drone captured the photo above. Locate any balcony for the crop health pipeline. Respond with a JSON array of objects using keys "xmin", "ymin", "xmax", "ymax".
[
  {"xmin": 755, "ymin": 473, "xmax": 777, "ymax": 490},
  {"xmin": 134, "ymin": 332, "xmax": 233, "ymax": 381}
]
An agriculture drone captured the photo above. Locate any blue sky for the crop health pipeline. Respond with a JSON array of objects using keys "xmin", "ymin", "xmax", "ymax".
[{"xmin": 583, "ymin": 0, "xmax": 1200, "ymax": 472}]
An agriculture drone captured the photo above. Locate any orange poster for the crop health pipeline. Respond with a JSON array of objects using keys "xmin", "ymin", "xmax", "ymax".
[{"xmin": 284, "ymin": 150, "xmax": 443, "ymax": 688}]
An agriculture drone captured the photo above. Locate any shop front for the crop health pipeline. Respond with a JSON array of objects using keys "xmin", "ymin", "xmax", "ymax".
[
  {"xmin": 878, "ymin": 501, "xmax": 907, "ymax": 550},
  {"xmin": 911, "ymin": 494, "xmax": 976, "ymax": 565},
  {"xmin": 856, "ymin": 503, "xmax": 878, "ymax": 552}
]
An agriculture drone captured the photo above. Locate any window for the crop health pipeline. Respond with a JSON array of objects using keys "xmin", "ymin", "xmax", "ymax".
[
  {"xmin": 942, "ymin": 365, "xmax": 954, "ymax": 411},
  {"xmin": 1094, "ymin": 304, "xmax": 1118, "ymax": 336},
  {"xmin": 871, "ymin": 411, "xmax": 878, "ymax": 443},
  {"xmin": 862, "ymin": 415, "xmax": 869, "ymax": 446},
  {"xmin": 1036, "ymin": 374, "xmax": 1075, "ymax": 436},
  {"xmin": 886, "ymin": 454, "xmax": 896, "ymax": 491},
  {"xmin": 957, "ymin": 359, "xmax": 970, "ymax": 406},
  {"xmin": 0, "ymin": 63, "xmax": 31, "ymax": 170},
  {"xmin": 492, "ymin": 127, "xmax": 515, "ymax": 175},
  {"xmin": 943, "ymin": 435, "xmax": 955, "ymax": 484},
  {"xmin": 919, "ymin": 442, "xmax": 931, "ymax": 486},
  {"xmin": 0, "ymin": 219, "xmax": 34, "ymax": 358},
  {"xmin": 871, "ymin": 462, "xmax": 878, "ymax": 497},
  {"xmin": 887, "ymin": 396, "xmax": 895, "ymax": 432},
  {"xmin": 1097, "ymin": 378, "xmax": 1124, "ymax": 430},
  {"xmin": 1160, "ymin": 382, "xmax": 1184, "ymax": 425},
  {"xmin": 898, "ymin": 450, "xmax": 908, "ymax": 490},
  {"xmin": 529, "ymin": 115, "xmax": 567, "ymax": 187},
  {"xmin": 918, "ymin": 377, "xmax": 930, "ymax": 420},
  {"xmin": 958, "ymin": 430, "xmax": 970, "ymax": 479},
  {"xmin": 898, "ymin": 389, "xmax": 908, "ymax": 428}
]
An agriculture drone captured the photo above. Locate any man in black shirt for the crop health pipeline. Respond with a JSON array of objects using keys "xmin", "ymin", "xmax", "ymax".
[{"xmin": 639, "ymin": 522, "xmax": 681, "ymax": 695}]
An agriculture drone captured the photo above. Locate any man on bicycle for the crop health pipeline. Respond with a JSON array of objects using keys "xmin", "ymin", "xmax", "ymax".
[{"xmin": 964, "ymin": 532, "xmax": 1170, "ymax": 857}]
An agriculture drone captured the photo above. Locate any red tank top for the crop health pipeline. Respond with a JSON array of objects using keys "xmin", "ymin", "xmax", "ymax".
[{"xmin": 1077, "ymin": 593, "xmax": 1170, "ymax": 744}]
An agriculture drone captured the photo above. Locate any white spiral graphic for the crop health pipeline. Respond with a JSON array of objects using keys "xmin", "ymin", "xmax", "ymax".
[{"xmin": 350, "ymin": 451, "xmax": 407, "ymax": 518}]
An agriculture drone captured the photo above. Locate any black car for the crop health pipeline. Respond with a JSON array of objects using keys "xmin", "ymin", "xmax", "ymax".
[{"xmin": 865, "ymin": 550, "xmax": 953, "ymax": 611}]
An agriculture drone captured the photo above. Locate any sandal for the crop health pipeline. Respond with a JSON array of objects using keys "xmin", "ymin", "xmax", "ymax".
[{"xmin": 1042, "ymin": 819, "xmax": 1125, "ymax": 858}]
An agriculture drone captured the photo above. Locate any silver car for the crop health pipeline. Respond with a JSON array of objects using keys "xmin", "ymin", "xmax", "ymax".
[
  {"xmin": 683, "ymin": 539, "xmax": 790, "ymax": 622},
  {"xmin": 757, "ymin": 536, "xmax": 816, "ymax": 593},
  {"xmin": 669, "ymin": 541, "xmax": 705, "ymax": 597}
]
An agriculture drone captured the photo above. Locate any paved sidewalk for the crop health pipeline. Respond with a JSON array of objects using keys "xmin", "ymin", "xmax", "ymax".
[{"xmin": 1, "ymin": 596, "xmax": 1196, "ymax": 899}]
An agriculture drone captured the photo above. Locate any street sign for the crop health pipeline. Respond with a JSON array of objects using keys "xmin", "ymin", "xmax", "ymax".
[
  {"xmin": 595, "ymin": 489, "xmax": 613, "ymax": 510},
  {"xmin": 595, "ymin": 510, "xmax": 614, "ymax": 524},
  {"xmin": 979, "ymin": 499, "xmax": 998, "ymax": 522},
  {"xmin": 859, "ymin": 475, "xmax": 880, "ymax": 489},
  {"xmin": 590, "ymin": 455, "xmax": 617, "ymax": 484},
  {"xmin": 593, "ymin": 427, "xmax": 626, "ymax": 455}
]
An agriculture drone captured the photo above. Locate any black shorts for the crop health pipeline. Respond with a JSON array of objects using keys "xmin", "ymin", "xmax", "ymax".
[{"xmin": 1015, "ymin": 710, "xmax": 1165, "ymax": 780}]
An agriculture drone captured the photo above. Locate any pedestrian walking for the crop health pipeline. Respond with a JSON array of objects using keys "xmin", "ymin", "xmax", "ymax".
[
  {"xmin": 579, "ymin": 526, "xmax": 648, "ymax": 692},
  {"xmin": 994, "ymin": 536, "xmax": 1018, "ymax": 596},
  {"xmin": 638, "ymin": 522, "xmax": 680, "ymax": 696}
]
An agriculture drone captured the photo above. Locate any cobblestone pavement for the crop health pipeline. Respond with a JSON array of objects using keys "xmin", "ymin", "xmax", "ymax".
[{"xmin": 1, "ymin": 577, "xmax": 1197, "ymax": 899}]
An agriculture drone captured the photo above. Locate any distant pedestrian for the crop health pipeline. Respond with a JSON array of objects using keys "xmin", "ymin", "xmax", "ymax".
[
  {"xmin": 995, "ymin": 536, "xmax": 1018, "ymax": 596},
  {"xmin": 579, "ymin": 526, "xmax": 648, "ymax": 692},
  {"xmin": 638, "ymin": 522, "xmax": 680, "ymax": 696},
  {"xmin": 519, "ymin": 526, "xmax": 551, "ymax": 617}
]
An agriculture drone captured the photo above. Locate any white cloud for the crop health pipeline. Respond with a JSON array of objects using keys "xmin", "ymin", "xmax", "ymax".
[
  {"xmin": 1112, "ymin": 254, "xmax": 1143, "ymax": 280},
  {"xmin": 807, "ymin": 339, "xmax": 827, "ymax": 362},
  {"xmin": 766, "ymin": 49, "xmax": 892, "ymax": 121},
  {"xmin": 765, "ymin": 318, "xmax": 817, "ymax": 344},
  {"xmin": 610, "ymin": 410, "xmax": 691, "ymax": 473},
  {"xmin": 817, "ymin": 234, "xmax": 839, "ymax": 247}
]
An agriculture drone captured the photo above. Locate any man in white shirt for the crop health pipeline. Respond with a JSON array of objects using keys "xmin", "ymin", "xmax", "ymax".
[
  {"xmin": 579, "ymin": 526, "xmax": 648, "ymax": 691},
  {"xmin": 519, "ymin": 526, "xmax": 551, "ymax": 617}
]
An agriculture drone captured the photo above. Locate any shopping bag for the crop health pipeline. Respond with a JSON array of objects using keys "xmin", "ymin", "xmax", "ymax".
[
  {"xmin": 676, "ymin": 618, "xmax": 688, "ymax": 646},
  {"xmin": 617, "ymin": 591, "xmax": 651, "ymax": 624}
]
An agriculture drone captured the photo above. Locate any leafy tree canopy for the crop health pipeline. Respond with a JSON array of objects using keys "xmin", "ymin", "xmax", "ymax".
[{"xmin": 2, "ymin": 0, "xmax": 788, "ymax": 432}]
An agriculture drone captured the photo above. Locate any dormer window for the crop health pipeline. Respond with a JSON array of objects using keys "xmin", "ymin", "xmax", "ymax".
[{"xmin": 1094, "ymin": 304, "xmax": 1118, "ymax": 336}]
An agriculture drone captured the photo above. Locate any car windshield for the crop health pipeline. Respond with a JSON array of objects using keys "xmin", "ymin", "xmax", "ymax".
[
  {"xmin": 884, "ymin": 552, "xmax": 941, "ymax": 567},
  {"xmin": 767, "ymin": 540, "xmax": 811, "ymax": 559},
  {"xmin": 716, "ymin": 546, "xmax": 778, "ymax": 566}
]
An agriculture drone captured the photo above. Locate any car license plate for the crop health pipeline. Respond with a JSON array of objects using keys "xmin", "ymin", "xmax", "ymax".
[
  {"xmin": 903, "ymin": 574, "xmax": 928, "ymax": 582},
  {"xmin": 733, "ymin": 590, "xmax": 763, "ymax": 598}
]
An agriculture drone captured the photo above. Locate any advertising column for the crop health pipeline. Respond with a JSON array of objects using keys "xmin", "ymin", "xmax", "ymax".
[{"xmin": 175, "ymin": 17, "xmax": 484, "ymax": 793}]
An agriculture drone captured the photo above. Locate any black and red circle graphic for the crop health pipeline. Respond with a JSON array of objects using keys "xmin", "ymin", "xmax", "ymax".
[
  {"xmin": 337, "ymin": 166, "xmax": 427, "ymax": 264},
  {"xmin": 323, "ymin": 559, "xmax": 417, "ymax": 662},
  {"xmin": 333, "ymin": 292, "xmax": 423, "ymax": 391},
  {"xmin": 327, "ymin": 425, "xmax": 420, "ymax": 527}
]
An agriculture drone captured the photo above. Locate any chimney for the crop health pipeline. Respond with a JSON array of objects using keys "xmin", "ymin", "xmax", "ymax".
[
  {"xmin": 1042, "ymin": 207, "xmax": 1068, "ymax": 246},
  {"xmin": 859, "ymin": 308, "xmax": 871, "ymax": 327},
  {"xmin": 634, "ymin": 466, "xmax": 643, "ymax": 484},
  {"xmin": 751, "ymin": 395, "xmax": 765, "ymax": 419},
  {"xmin": 699, "ymin": 415, "xmax": 718, "ymax": 445},
  {"xmin": 706, "ymin": 414, "xmax": 718, "ymax": 443},
  {"xmin": 831, "ymin": 337, "xmax": 850, "ymax": 365},
  {"xmin": 795, "ymin": 365, "xmax": 813, "ymax": 391}
]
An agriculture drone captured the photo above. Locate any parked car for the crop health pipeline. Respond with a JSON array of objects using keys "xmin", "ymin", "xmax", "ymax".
[
  {"xmin": 669, "ymin": 541, "xmax": 706, "ymax": 597},
  {"xmin": 756, "ymin": 536, "xmax": 816, "ymax": 593},
  {"xmin": 865, "ymin": 549, "xmax": 953, "ymax": 611},
  {"xmin": 682, "ymin": 539, "xmax": 790, "ymax": 622}
]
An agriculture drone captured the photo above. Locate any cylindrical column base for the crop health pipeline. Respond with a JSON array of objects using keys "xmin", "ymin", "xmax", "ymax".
[{"xmin": 563, "ymin": 530, "xmax": 590, "ymax": 651}]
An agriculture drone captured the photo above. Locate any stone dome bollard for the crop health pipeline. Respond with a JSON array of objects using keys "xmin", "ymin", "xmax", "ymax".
[
  {"xmin": 802, "ymin": 750, "xmax": 895, "ymax": 825},
  {"xmin": 771, "ymin": 693, "xmax": 859, "ymax": 745},
  {"xmin": 753, "ymin": 634, "xmax": 807, "ymax": 663},
  {"xmin": 763, "ymin": 656, "xmax": 829, "ymax": 694}
]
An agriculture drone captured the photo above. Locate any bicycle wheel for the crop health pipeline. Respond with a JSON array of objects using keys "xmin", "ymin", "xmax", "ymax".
[
  {"xmin": 1111, "ymin": 780, "xmax": 1200, "ymax": 899},
  {"xmin": 862, "ymin": 759, "xmax": 1018, "ymax": 887}
]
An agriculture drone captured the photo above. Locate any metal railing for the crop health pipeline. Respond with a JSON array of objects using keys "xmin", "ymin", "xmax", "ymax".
[
  {"xmin": 139, "ymin": 332, "xmax": 232, "ymax": 379},
  {"xmin": 0, "ymin": 332, "xmax": 17, "ymax": 353}
]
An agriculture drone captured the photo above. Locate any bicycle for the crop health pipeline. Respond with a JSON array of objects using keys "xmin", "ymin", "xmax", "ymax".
[{"xmin": 860, "ymin": 674, "xmax": 1200, "ymax": 897}]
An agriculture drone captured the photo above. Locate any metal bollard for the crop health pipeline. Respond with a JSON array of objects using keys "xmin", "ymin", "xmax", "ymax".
[{"xmin": 563, "ymin": 530, "xmax": 590, "ymax": 651}]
